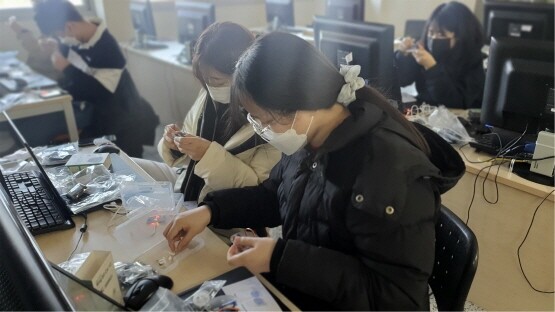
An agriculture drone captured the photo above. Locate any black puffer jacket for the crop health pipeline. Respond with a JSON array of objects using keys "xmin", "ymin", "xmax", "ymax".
[
  {"xmin": 204, "ymin": 100, "xmax": 465, "ymax": 310},
  {"xmin": 395, "ymin": 50, "xmax": 485, "ymax": 109}
]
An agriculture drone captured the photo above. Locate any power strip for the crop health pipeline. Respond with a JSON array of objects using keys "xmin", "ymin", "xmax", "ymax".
[{"xmin": 530, "ymin": 131, "xmax": 555, "ymax": 177}]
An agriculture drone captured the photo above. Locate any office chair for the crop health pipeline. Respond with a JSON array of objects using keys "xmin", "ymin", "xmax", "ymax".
[{"xmin": 429, "ymin": 205, "xmax": 479, "ymax": 311}]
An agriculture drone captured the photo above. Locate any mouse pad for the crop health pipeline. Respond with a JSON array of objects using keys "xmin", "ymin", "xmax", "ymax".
[{"xmin": 178, "ymin": 267, "xmax": 291, "ymax": 311}]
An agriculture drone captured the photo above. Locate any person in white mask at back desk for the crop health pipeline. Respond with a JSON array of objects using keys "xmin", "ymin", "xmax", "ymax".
[{"xmin": 135, "ymin": 22, "xmax": 281, "ymax": 202}]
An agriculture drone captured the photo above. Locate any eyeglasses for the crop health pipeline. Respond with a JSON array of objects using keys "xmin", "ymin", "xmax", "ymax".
[{"xmin": 246, "ymin": 113, "xmax": 273, "ymax": 142}]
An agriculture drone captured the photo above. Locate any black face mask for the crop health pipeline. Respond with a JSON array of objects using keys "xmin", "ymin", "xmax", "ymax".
[{"xmin": 427, "ymin": 38, "xmax": 451, "ymax": 61}]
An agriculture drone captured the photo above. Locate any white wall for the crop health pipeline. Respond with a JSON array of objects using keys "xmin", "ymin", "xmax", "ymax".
[
  {"xmin": 1, "ymin": 0, "xmax": 485, "ymax": 52},
  {"xmin": 365, "ymin": 0, "xmax": 477, "ymax": 37}
]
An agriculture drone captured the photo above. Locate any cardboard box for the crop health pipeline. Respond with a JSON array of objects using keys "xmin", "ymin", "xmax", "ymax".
[
  {"xmin": 73, "ymin": 250, "xmax": 123, "ymax": 304},
  {"xmin": 65, "ymin": 153, "xmax": 111, "ymax": 173}
]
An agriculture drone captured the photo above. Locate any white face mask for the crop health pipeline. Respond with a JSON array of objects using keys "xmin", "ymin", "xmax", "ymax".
[
  {"xmin": 206, "ymin": 85, "xmax": 231, "ymax": 104},
  {"xmin": 247, "ymin": 112, "xmax": 313, "ymax": 156}
]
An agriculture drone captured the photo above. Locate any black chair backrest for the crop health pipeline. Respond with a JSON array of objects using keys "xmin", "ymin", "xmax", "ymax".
[
  {"xmin": 430, "ymin": 205, "xmax": 479, "ymax": 311},
  {"xmin": 404, "ymin": 19, "xmax": 427, "ymax": 40}
]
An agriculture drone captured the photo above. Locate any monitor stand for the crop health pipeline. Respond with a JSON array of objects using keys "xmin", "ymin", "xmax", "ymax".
[
  {"xmin": 176, "ymin": 41, "xmax": 194, "ymax": 65},
  {"xmin": 132, "ymin": 31, "xmax": 168, "ymax": 50}
]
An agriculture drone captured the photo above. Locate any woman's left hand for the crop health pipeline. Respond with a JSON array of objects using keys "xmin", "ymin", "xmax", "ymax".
[
  {"xmin": 411, "ymin": 43, "xmax": 437, "ymax": 70},
  {"xmin": 174, "ymin": 135, "xmax": 211, "ymax": 161},
  {"xmin": 227, "ymin": 236, "xmax": 276, "ymax": 274}
]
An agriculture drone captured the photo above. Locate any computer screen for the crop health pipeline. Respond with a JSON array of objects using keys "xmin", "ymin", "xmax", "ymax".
[
  {"xmin": 129, "ymin": 0, "xmax": 157, "ymax": 39},
  {"xmin": 326, "ymin": 0, "xmax": 364, "ymax": 22},
  {"xmin": 481, "ymin": 37, "xmax": 554, "ymax": 134},
  {"xmin": 176, "ymin": 1, "xmax": 216, "ymax": 44},
  {"xmin": 314, "ymin": 16, "xmax": 400, "ymax": 104},
  {"xmin": 265, "ymin": 0, "xmax": 294, "ymax": 29},
  {"xmin": 404, "ymin": 19, "xmax": 426, "ymax": 40},
  {"xmin": 483, "ymin": 0, "xmax": 554, "ymax": 44},
  {"xmin": 0, "ymin": 186, "xmax": 125, "ymax": 310}
]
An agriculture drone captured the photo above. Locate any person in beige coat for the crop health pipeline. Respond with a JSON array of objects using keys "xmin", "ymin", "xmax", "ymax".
[{"xmin": 135, "ymin": 22, "xmax": 281, "ymax": 202}]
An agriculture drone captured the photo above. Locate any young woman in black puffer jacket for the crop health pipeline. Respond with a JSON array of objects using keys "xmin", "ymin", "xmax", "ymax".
[{"xmin": 164, "ymin": 32, "xmax": 465, "ymax": 311}]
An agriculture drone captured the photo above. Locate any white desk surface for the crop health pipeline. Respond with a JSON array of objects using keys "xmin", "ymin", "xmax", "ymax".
[
  {"xmin": 34, "ymin": 148, "xmax": 299, "ymax": 310},
  {"xmin": 1, "ymin": 94, "xmax": 78, "ymax": 142}
]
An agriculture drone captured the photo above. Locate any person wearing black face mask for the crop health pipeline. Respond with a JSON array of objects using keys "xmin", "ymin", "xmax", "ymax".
[{"xmin": 395, "ymin": 1, "xmax": 485, "ymax": 109}]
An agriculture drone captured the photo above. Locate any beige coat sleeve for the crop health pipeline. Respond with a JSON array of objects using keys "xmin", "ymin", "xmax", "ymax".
[
  {"xmin": 194, "ymin": 142, "xmax": 281, "ymax": 192},
  {"xmin": 157, "ymin": 89, "xmax": 206, "ymax": 167}
]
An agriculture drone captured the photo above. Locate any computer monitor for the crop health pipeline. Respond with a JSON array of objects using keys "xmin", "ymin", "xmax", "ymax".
[
  {"xmin": 175, "ymin": 1, "xmax": 215, "ymax": 64},
  {"xmin": 176, "ymin": 1, "xmax": 216, "ymax": 44},
  {"xmin": 313, "ymin": 16, "xmax": 400, "ymax": 104},
  {"xmin": 130, "ymin": 0, "xmax": 157, "ymax": 40},
  {"xmin": 326, "ymin": 0, "xmax": 364, "ymax": 22},
  {"xmin": 0, "ymin": 186, "xmax": 125, "ymax": 310},
  {"xmin": 483, "ymin": 0, "xmax": 554, "ymax": 44},
  {"xmin": 265, "ymin": 0, "xmax": 294, "ymax": 30},
  {"xmin": 481, "ymin": 37, "xmax": 554, "ymax": 135},
  {"xmin": 404, "ymin": 19, "xmax": 426, "ymax": 40}
]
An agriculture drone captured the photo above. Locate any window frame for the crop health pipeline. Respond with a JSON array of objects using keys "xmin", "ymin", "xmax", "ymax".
[{"xmin": 0, "ymin": 0, "xmax": 95, "ymax": 21}]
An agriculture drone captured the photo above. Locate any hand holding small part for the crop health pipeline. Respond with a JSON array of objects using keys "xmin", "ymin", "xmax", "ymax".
[
  {"xmin": 227, "ymin": 236, "xmax": 276, "ymax": 274},
  {"xmin": 163, "ymin": 206, "xmax": 211, "ymax": 253},
  {"xmin": 174, "ymin": 135, "xmax": 211, "ymax": 161}
]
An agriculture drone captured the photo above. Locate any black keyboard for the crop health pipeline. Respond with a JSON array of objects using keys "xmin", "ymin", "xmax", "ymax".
[{"xmin": 1, "ymin": 171, "xmax": 74, "ymax": 235}]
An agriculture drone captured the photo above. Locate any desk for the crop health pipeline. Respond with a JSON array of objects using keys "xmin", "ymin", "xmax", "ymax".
[
  {"xmin": 0, "ymin": 56, "xmax": 78, "ymax": 144},
  {"xmin": 35, "ymin": 150, "xmax": 299, "ymax": 310},
  {"xmin": 442, "ymin": 146, "xmax": 554, "ymax": 311},
  {"xmin": 122, "ymin": 42, "xmax": 201, "ymax": 126},
  {"xmin": 1, "ymin": 94, "xmax": 78, "ymax": 143}
]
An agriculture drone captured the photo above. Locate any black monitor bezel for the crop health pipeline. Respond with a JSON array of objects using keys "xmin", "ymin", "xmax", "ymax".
[
  {"xmin": 483, "ymin": 0, "xmax": 554, "ymax": 44},
  {"xmin": 0, "ymin": 186, "xmax": 73, "ymax": 310},
  {"xmin": 129, "ymin": 0, "xmax": 157, "ymax": 38},
  {"xmin": 313, "ymin": 16, "xmax": 395, "ymax": 87},
  {"xmin": 265, "ymin": 0, "xmax": 295, "ymax": 27},
  {"xmin": 175, "ymin": 1, "xmax": 216, "ymax": 43},
  {"xmin": 325, "ymin": 0, "xmax": 365, "ymax": 22},
  {"xmin": 481, "ymin": 37, "xmax": 554, "ymax": 134}
]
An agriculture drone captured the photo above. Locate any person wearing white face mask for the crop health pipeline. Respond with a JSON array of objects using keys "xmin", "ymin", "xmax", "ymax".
[
  {"xmin": 32, "ymin": 0, "xmax": 159, "ymax": 157},
  {"xmin": 396, "ymin": 1, "xmax": 485, "ymax": 109},
  {"xmin": 134, "ymin": 22, "xmax": 281, "ymax": 202},
  {"xmin": 164, "ymin": 32, "xmax": 466, "ymax": 311}
]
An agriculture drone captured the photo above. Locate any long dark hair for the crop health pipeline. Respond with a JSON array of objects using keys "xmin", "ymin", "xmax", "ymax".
[
  {"xmin": 232, "ymin": 32, "xmax": 430, "ymax": 155},
  {"xmin": 192, "ymin": 22, "xmax": 255, "ymax": 89},
  {"xmin": 422, "ymin": 1, "xmax": 484, "ymax": 69},
  {"xmin": 192, "ymin": 22, "xmax": 255, "ymax": 136}
]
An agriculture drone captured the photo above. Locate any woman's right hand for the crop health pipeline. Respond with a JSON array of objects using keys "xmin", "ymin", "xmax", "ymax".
[
  {"xmin": 163, "ymin": 205, "xmax": 211, "ymax": 253},
  {"xmin": 7, "ymin": 16, "xmax": 24, "ymax": 35},
  {"xmin": 163, "ymin": 123, "xmax": 181, "ymax": 150},
  {"xmin": 398, "ymin": 37, "xmax": 416, "ymax": 54}
]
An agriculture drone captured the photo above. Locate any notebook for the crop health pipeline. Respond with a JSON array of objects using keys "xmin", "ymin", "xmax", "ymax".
[{"xmin": 0, "ymin": 111, "xmax": 74, "ymax": 235}]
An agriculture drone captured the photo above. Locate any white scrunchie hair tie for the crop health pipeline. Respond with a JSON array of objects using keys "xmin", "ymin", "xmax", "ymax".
[{"xmin": 336, "ymin": 65, "xmax": 365, "ymax": 106}]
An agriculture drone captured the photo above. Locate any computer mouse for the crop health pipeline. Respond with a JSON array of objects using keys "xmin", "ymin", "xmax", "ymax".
[
  {"xmin": 151, "ymin": 274, "xmax": 174, "ymax": 289},
  {"xmin": 123, "ymin": 275, "xmax": 174, "ymax": 310},
  {"xmin": 93, "ymin": 144, "xmax": 120, "ymax": 154}
]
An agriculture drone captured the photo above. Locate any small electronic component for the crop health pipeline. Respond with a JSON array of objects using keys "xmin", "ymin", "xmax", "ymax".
[
  {"xmin": 156, "ymin": 251, "xmax": 176, "ymax": 268},
  {"xmin": 66, "ymin": 183, "xmax": 87, "ymax": 202}
]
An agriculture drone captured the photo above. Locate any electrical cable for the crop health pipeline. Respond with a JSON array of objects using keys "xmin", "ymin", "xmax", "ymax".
[
  {"xmin": 459, "ymin": 143, "xmax": 496, "ymax": 164},
  {"xmin": 481, "ymin": 158, "xmax": 506, "ymax": 205},
  {"xmin": 67, "ymin": 213, "xmax": 88, "ymax": 261},
  {"xmin": 465, "ymin": 162, "xmax": 501, "ymax": 225},
  {"xmin": 516, "ymin": 189, "xmax": 555, "ymax": 294}
]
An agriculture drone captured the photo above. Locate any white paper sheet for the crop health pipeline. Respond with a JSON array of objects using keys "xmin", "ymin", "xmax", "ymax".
[{"xmin": 222, "ymin": 276, "xmax": 282, "ymax": 311}]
